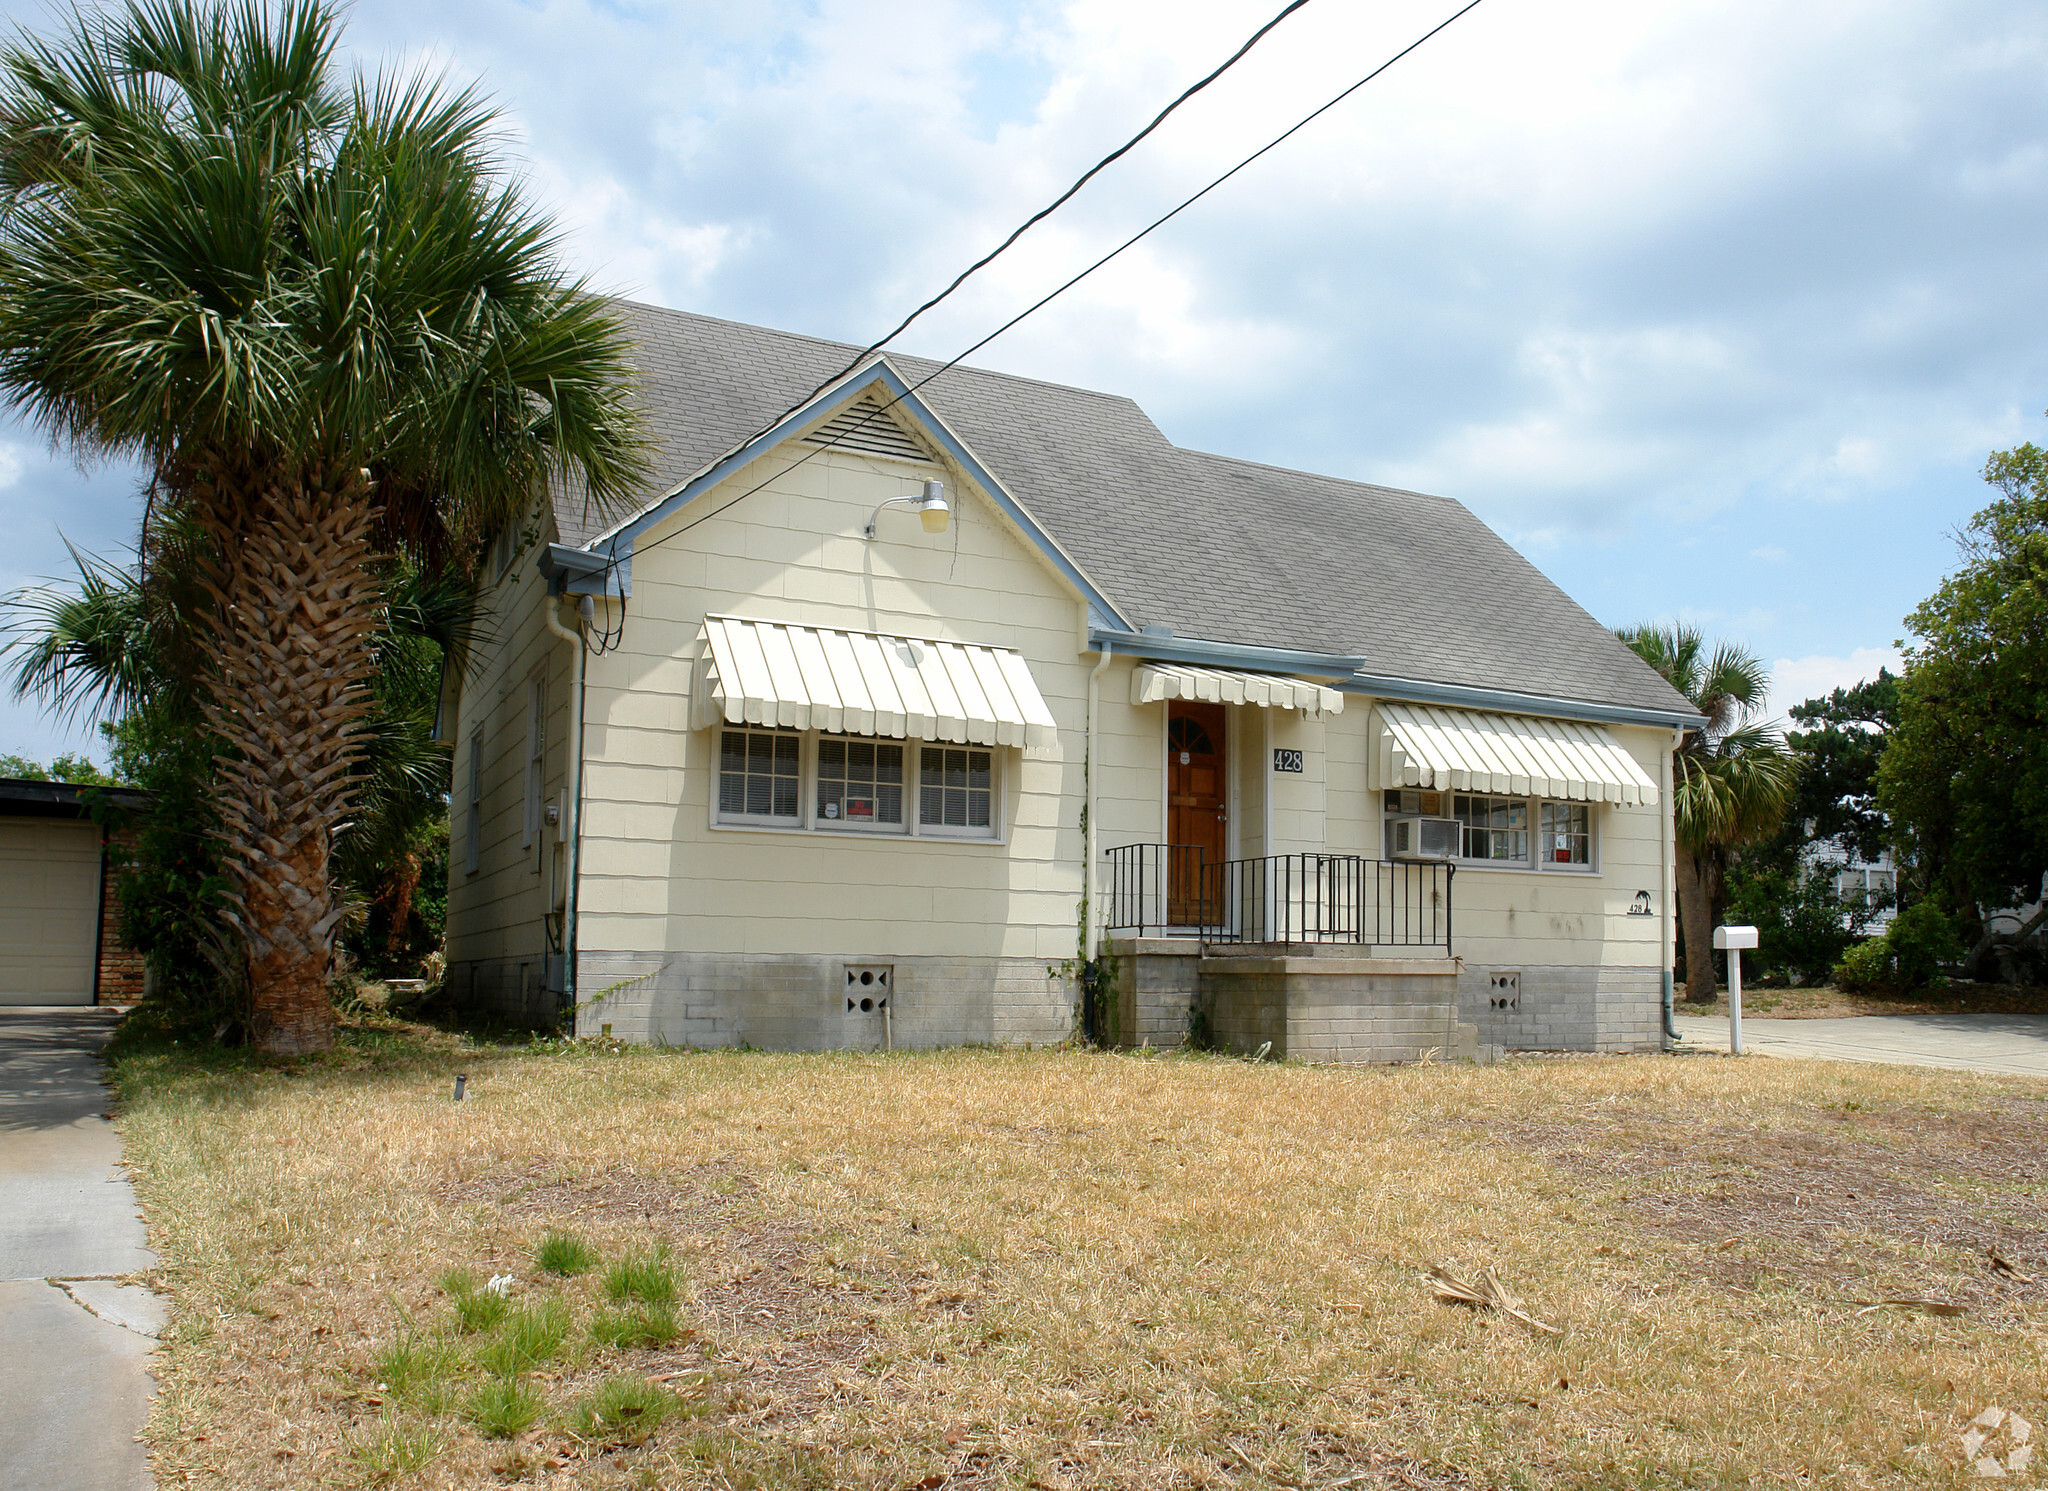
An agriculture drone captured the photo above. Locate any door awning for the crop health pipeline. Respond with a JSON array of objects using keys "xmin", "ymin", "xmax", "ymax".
[
  {"xmin": 693, "ymin": 615, "xmax": 1058, "ymax": 751},
  {"xmin": 1131, "ymin": 663, "xmax": 1343, "ymax": 717},
  {"xmin": 1375, "ymin": 701, "xmax": 1658, "ymax": 806}
]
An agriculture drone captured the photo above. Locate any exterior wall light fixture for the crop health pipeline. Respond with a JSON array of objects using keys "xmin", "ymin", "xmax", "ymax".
[{"xmin": 864, "ymin": 479, "xmax": 949, "ymax": 540}]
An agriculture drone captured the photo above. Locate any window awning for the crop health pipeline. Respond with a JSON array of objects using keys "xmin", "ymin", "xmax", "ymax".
[
  {"xmin": 1130, "ymin": 663, "xmax": 1343, "ymax": 717},
  {"xmin": 693, "ymin": 615, "xmax": 1058, "ymax": 751},
  {"xmin": 1375, "ymin": 701, "xmax": 1658, "ymax": 806}
]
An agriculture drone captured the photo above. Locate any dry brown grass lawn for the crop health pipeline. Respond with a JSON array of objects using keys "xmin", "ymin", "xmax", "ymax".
[
  {"xmin": 1679, "ymin": 982, "xmax": 2048, "ymax": 1019},
  {"xmin": 110, "ymin": 1026, "xmax": 2048, "ymax": 1489}
]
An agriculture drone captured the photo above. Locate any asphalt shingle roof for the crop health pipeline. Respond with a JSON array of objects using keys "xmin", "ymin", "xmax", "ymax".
[{"xmin": 557, "ymin": 300, "xmax": 1694, "ymax": 719}]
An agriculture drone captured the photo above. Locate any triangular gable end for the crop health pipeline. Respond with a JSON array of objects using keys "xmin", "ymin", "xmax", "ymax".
[
  {"xmin": 573, "ymin": 360, "xmax": 1135, "ymax": 631},
  {"xmin": 798, "ymin": 392, "xmax": 935, "ymax": 465}
]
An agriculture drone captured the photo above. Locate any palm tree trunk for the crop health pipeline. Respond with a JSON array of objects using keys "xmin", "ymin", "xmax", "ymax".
[
  {"xmin": 195, "ymin": 462, "xmax": 379, "ymax": 1054},
  {"xmin": 1675, "ymin": 845, "xmax": 1718, "ymax": 1002}
]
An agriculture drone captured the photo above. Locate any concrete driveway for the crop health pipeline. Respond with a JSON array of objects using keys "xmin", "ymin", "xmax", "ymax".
[
  {"xmin": 1673, "ymin": 1010, "xmax": 2048, "ymax": 1078},
  {"xmin": 0, "ymin": 1007, "xmax": 159, "ymax": 1491}
]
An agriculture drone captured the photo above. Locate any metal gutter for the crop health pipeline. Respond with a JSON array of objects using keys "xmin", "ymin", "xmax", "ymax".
[
  {"xmin": 1088, "ymin": 628, "xmax": 1365, "ymax": 678},
  {"xmin": 1338, "ymin": 672, "xmax": 1706, "ymax": 730}
]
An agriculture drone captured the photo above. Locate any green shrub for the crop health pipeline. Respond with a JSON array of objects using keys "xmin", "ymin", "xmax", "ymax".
[
  {"xmin": 475, "ymin": 1297, "xmax": 571, "ymax": 1376},
  {"xmin": 590, "ymin": 1300, "xmax": 682, "ymax": 1349},
  {"xmin": 536, "ymin": 1229, "xmax": 596, "ymax": 1277},
  {"xmin": 1726, "ymin": 861, "xmax": 1887, "ymax": 985},
  {"xmin": 466, "ymin": 1376, "xmax": 543, "ymax": 1439},
  {"xmin": 1886, "ymin": 901, "xmax": 1964, "ymax": 988},
  {"xmin": 1833, "ymin": 937, "xmax": 1893, "ymax": 992},
  {"xmin": 603, "ymin": 1247, "xmax": 676, "ymax": 1305},
  {"xmin": 570, "ymin": 1373, "xmax": 674, "ymax": 1446}
]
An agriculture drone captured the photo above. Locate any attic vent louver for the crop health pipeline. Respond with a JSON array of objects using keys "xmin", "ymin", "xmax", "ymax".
[{"xmin": 802, "ymin": 395, "xmax": 931, "ymax": 464}]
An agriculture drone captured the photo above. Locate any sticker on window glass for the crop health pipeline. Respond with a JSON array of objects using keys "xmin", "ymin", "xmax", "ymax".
[{"xmin": 846, "ymin": 796, "xmax": 874, "ymax": 820}]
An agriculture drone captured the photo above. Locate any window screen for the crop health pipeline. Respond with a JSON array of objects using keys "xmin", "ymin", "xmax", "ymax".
[
  {"xmin": 920, "ymin": 746, "xmax": 993, "ymax": 833},
  {"xmin": 719, "ymin": 730, "xmax": 800, "ymax": 821},
  {"xmin": 817, "ymin": 737, "xmax": 904, "ymax": 829}
]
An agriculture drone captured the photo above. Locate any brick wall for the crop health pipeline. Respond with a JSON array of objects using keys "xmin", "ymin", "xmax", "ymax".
[{"xmin": 95, "ymin": 827, "xmax": 147, "ymax": 1005}]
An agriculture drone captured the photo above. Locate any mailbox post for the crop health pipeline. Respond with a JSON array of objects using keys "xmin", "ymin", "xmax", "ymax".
[{"xmin": 1712, "ymin": 924, "xmax": 1759, "ymax": 1054}]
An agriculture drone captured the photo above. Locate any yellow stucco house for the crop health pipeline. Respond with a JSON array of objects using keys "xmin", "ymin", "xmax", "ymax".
[{"xmin": 444, "ymin": 302, "xmax": 1703, "ymax": 1058}]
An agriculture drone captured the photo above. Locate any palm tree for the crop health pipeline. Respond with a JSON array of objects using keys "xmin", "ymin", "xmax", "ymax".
[
  {"xmin": 0, "ymin": 1, "xmax": 644, "ymax": 1051},
  {"xmin": 1619, "ymin": 623, "xmax": 1800, "ymax": 1002},
  {"xmin": 6, "ymin": 513, "xmax": 487, "ymax": 1018}
]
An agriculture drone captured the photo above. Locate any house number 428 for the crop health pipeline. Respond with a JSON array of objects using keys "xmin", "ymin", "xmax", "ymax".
[{"xmin": 1272, "ymin": 749, "xmax": 1304, "ymax": 773}]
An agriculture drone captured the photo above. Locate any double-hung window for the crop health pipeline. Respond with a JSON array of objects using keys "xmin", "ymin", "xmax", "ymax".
[
  {"xmin": 1410, "ymin": 791, "xmax": 1596, "ymax": 871},
  {"xmin": 920, "ymin": 746, "xmax": 994, "ymax": 835},
  {"xmin": 1453, "ymin": 794, "xmax": 1528, "ymax": 862},
  {"xmin": 1539, "ymin": 801, "xmax": 1591, "ymax": 865},
  {"xmin": 713, "ymin": 728, "xmax": 999, "ymax": 840},
  {"xmin": 719, "ymin": 728, "xmax": 801, "ymax": 825},
  {"xmin": 816, "ymin": 737, "xmax": 905, "ymax": 831}
]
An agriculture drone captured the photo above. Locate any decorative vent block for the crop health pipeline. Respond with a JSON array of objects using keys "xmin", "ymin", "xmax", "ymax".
[
  {"xmin": 1487, "ymin": 970, "xmax": 1521, "ymax": 1012},
  {"xmin": 844, "ymin": 964, "xmax": 892, "ymax": 1015}
]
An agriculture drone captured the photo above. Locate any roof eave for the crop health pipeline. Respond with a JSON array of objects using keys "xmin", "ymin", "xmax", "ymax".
[
  {"xmin": 1090, "ymin": 627, "xmax": 1365, "ymax": 678},
  {"xmin": 1340, "ymin": 672, "xmax": 1707, "ymax": 730}
]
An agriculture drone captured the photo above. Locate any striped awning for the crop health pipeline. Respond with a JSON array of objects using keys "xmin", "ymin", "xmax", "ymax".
[
  {"xmin": 693, "ymin": 615, "xmax": 1058, "ymax": 751},
  {"xmin": 1131, "ymin": 663, "xmax": 1343, "ymax": 717},
  {"xmin": 1375, "ymin": 701, "xmax": 1658, "ymax": 806}
]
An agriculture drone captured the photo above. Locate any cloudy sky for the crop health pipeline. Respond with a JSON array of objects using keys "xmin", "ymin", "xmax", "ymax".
[{"xmin": 4, "ymin": 0, "xmax": 2046, "ymax": 761}]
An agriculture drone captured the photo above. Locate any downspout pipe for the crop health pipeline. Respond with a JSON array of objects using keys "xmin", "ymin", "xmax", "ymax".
[
  {"xmin": 1662, "ymin": 723, "xmax": 1682, "ymax": 1047},
  {"xmin": 1084, "ymin": 638, "xmax": 1114, "ymax": 962},
  {"xmin": 545, "ymin": 592, "xmax": 589, "ymax": 1028}
]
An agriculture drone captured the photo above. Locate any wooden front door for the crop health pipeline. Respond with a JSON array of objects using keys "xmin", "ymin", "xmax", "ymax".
[{"xmin": 1167, "ymin": 702, "xmax": 1226, "ymax": 925}]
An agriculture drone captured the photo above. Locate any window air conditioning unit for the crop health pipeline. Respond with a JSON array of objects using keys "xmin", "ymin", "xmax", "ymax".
[{"xmin": 1388, "ymin": 815, "xmax": 1460, "ymax": 860}]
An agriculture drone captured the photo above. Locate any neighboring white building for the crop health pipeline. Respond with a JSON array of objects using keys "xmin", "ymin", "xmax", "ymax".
[{"xmin": 443, "ymin": 304, "xmax": 1703, "ymax": 1058}]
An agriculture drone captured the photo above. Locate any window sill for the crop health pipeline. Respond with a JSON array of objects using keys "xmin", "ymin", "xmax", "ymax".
[
  {"xmin": 708, "ymin": 819, "xmax": 1006, "ymax": 846},
  {"xmin": 1447, "ymin": 861, "xmax": 1600, "ymax": 877}
]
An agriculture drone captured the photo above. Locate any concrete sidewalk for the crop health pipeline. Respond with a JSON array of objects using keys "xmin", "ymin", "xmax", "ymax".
[
  {"xmin": 0, "ymin": 1006, "xmax": 159, "ymax": 1491},
  {"xmin": 1672, "ymin": 1010, "xmax": 2048, "ymax": 1078}
]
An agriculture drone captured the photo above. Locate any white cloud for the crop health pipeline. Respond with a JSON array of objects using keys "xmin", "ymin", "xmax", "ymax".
[
  {"xmin": 1750, "ymin": 544, "xmax": 1787, "ymax": 562},
  {"xmin": 0, "ymin": 442, "xmax": 22, "ymax": 492},
  {"xmin": 1767, "ymin": 646, "xmax": 1904, "ymax": 718}
]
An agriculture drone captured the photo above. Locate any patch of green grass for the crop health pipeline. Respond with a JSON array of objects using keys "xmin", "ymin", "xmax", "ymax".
[
  {"xmin": 440, "ymin": 1267, "xmax": 512, "ymax": 1333},
  {"xmin": 535, "ymin": 1228, "xmax": 596, "ymax": 1276},
  {"xmin": 466, "ymin": 1375, "xmax": 544, "ymax": 1439},
  {"xmin": 371, "ymin": 1331, "xmax": 460, "ymax": 1413},
  {"xmin": 349, "ymin": 1411, "xmax": 446, "ymax": 1482},
  {"xmin": 602, "ymin": 1246, "xmax": 676, "ymax": 1305},
  {"xmin": 589, "ymin": 1299, "xmax": 683, "ymax": 1349},
  {"xmin": 475, "ymin": 1296, "xmax": 572, "ymax": 1376},
  {"xmin": 570, "ymin": 1373, "xmax": 673, "ymax": 1446}
]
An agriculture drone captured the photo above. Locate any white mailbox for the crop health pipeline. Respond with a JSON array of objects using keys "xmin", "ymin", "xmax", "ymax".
[{"xmin": 1712, "ymin": 924, "xmax": 1759, "ymax": 1053}]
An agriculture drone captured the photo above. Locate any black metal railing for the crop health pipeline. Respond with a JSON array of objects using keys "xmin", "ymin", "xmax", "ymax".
[
  {"xmin": 1103, "ymin": 844, "xmax": 1454, "ymax": 954},
  {"xmin": 1101, "ymin": 842, "xmax": 1211, "ymax": 935}
]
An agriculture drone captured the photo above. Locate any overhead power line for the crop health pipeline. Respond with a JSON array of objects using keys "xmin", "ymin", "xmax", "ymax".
[{"xmin": 588, "ymin": 0, "xmax": 1491, "ymax": 646}]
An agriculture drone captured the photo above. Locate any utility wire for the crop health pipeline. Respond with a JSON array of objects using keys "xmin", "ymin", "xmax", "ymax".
[{"xmin": 586, "ymin": 0, "xmax": 1489, "ymax": 648}]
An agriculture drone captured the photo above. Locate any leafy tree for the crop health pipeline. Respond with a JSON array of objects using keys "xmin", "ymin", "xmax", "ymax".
[
  {"xmin": 0, "ymin": 748, "xmax": 118, "ymax": 783},
  {"xmin": 0, "ymin": 0, "xmax": 644, "ymax": 1051},
  {"xmin": 1878, "ymin": 443, "xmax": 2048, "ymax": 924},
  {"xmin": 1619, "ymin": 623, "xmax": 1800, "ymax": 1001},
  {"xmin": 1783, "ymin": 672, "xmax": 1898, "ymax": 867}
]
